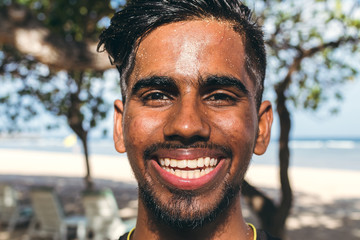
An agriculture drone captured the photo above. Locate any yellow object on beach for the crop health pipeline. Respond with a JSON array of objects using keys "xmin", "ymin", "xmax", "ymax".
[{"xmin": 63, "ymin": 134, "xmax": 77, "ymax": 147}]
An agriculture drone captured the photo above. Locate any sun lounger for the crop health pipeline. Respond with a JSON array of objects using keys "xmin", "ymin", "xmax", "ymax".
[
  {"xmin": 82, "ymin": 188, "xmax": 127, "ymax": 240},
  {"xmin": 25, "ymin": 187, "xmax": 86, "ymax": 240}
]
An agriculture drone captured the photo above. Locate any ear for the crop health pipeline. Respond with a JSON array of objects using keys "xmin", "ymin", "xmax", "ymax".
[
  {"xmin": 114, "ymin": 99, "xmax": 126, "ymax": 153},
  {"xmin": 254, "ymin": 100, "xmax": 273, "ymax": 155}
]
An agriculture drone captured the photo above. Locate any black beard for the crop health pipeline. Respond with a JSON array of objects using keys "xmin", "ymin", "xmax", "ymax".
[{"xmin": 138, "ymin": 178, "xmax": 241, "ymax": 230}]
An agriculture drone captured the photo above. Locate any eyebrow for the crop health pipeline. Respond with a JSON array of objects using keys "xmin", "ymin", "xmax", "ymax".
[
  {"xmin": 199, "ymin": 75, "xmax": 249, "ymax": 95},
  {"xmin": 131, "ymin": 76, "xmax": 177, "ymax": 95},
  {"xmin": 131, "ymin": 75, "xmax": 249, "ymax": 96}
]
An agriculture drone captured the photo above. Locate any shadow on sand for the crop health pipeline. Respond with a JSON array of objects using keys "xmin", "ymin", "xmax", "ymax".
[{"xmin": 1, "ymin": 175, "xmax": 359, "ymax": 240}]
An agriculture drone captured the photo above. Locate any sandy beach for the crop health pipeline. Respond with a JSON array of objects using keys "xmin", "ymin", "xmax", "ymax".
[{"xmin": 0, "ymin": 148, "xmax": 359, "ymax": 240}]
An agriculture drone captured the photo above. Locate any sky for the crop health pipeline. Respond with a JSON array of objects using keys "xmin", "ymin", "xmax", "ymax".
[{"xmin": 271, "ymin": 79, "xmax": 360, "ymax": 139}]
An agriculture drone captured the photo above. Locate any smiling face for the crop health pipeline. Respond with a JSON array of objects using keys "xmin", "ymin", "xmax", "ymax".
[{"xmin": 114, "ymin": 20, "xmax": 272, "ymax": 229}]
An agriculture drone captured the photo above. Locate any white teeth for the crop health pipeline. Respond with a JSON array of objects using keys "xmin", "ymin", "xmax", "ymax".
[
  {"xmin": 210, "ymin": 158, "xmax": 215, "ymax": 167},
  {"xmin": 159, "ymin": 157, "xmax": 220, "ymax": 179},
  {"xmin": 177, "ymin": 160, "xmax": 187, "ymax": 169},
  {"xmin": 197, "ymin": 158, "xmax": 204, "ymax": 168},
  {"xmin": 159, "ymin": 157, "xmax": 219, "ymax": 169},
  {"xmin": 204, "ymin": 157, "xmax": 210, "ymax": 167},
  {"xmin": 165, "ymin": 158, "xmax": 170, "ymax": 166},
  {"xmin": 170, "ymin": 159, "xmax": 177, "ymax": 167},
  {"xmin": 194, "ymin": 169, "xmax": 200, "ymax": 178},
  {"xmin": 188, "ymin": 159, "xmax": 198, "ymax": 169}
]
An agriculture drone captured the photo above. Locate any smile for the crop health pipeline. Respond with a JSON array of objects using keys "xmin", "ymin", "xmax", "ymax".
[
  {"xmin": 159, "ymin": 157, "xmax": 219, "ymax": 179},
  {"xmin": 148, "ymin": 147, "xmax": 229, "ymax": 190}
]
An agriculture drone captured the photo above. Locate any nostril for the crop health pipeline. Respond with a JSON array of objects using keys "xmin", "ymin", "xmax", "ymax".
[{"xmin": 163, "ymin": 101, "xmax": 211, "ymax": 140}]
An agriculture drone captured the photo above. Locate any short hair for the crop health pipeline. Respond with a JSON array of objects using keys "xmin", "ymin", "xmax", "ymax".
[{"xmin": 98, "ymin": 0, "xmax": 266, "ymax": 107}]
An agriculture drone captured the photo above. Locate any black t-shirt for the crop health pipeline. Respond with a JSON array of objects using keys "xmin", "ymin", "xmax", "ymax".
[{"xmin": 118, "ymin": 229, "xmax": 281, "ymax": 240}]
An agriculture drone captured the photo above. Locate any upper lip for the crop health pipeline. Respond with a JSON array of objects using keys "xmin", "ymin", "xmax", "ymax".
[{"xmin": 151, "ymin": 148, "xmax": 229, "ymax": 161}]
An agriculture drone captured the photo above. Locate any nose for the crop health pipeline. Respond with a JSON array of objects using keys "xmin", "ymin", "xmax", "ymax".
[{"xmin": 163, "ymin": 97, "xmax": 210, "ymax": 144}]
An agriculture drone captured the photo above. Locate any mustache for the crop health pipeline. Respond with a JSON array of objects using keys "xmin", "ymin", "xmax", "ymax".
[{"xmin": 143, "ymin": 142, "xmax": 232, "ymax": 160}]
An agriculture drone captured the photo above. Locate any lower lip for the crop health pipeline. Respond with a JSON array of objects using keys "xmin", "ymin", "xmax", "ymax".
[{"xmin": 151, "ymin": 160, "xmax": 226, "ymax": 190}]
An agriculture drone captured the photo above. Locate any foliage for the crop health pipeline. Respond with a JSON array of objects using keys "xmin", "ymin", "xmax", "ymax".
[
  {"xmin": 254, "ymin": 0, "xmax": 360, "ymax": 111},
  {"xmin": 241, "ymin": 0, "xmax": 359, "ymax": 237},
  {"xmin": 0, "ymin": 0, "xmax": 119, "ymax": 132},
  {"xmin": 0, "ymin": 0, "xmax": 125, "ymax": 189}
]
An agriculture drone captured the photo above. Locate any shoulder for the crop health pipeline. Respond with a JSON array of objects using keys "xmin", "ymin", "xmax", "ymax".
[
  {"xmin": 118, "ymin": 231, "xmax": 130, "ymax": 240},
  {"xmin": 257, "ymin": 229, "xmax": 282, "ymax": 240}
]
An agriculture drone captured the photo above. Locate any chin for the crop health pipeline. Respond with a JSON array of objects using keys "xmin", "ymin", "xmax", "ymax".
[{"xmin": 138, "ymin": 178, "xmax": 241, "ymax": 230}]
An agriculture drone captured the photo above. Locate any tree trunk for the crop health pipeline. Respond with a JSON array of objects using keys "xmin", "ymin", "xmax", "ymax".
[
  {"xmin": 67, "ymin": 72, "xmax": 93, "ymax": 190},
  {"xmin": 273, "ymin": 85, "xmax": 293, "ymax": 238},
  {"xmin": 79, "ymin": 131, "xmax": 93, "ymax": 190}
]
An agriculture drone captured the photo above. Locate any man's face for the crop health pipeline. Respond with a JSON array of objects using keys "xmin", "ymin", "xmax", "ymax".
[{"xmin": 114, "ymin": 20, "xmax": 272, "ymax": 228}]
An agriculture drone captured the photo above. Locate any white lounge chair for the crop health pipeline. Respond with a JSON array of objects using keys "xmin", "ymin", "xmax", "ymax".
[
  {"xmin": 82, "ymin": 188, "xmax": 127, "ymax": 240},
  {"xmin": 0, "ymin": 184, "xmax": 20, "ymax": 238},
  {"xmin": 25, "ymin": 187, "xmax": 86, "ymax": 240}
]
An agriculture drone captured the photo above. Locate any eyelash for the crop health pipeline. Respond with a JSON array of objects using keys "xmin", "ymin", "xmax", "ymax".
[
  {"xmin": 207, "ymin": 93, "xmax": 236, "ymax": 101},
  {"xmin": 204, "ymin": 92, "xmax": 239, "ymax": 106},
  {"xmin": 143, "ymin": 92, "xmax": 170, "ymax": 100},
  {"xmin": 139, "ymin": 91, "xmax": 239, "ymax": 107},
  {"xmin": 140, "ymin": 91, "xmax": 173, "ymax": 106}
]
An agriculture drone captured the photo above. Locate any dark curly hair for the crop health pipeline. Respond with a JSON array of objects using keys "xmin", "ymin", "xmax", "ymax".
[{"xmin": 98, "ymin": 0, "xmax": 266, "ymax": 106}]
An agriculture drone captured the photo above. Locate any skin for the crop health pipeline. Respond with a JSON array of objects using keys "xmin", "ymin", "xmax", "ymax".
[{"xmin": 113, "ymin": 20, "xmax": 273, "ymax": 240}]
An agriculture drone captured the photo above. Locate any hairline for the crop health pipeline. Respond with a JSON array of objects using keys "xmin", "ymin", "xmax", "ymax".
[{"xmin": 119, "ymin": 17, "xmax": 263, "ymax": 107}]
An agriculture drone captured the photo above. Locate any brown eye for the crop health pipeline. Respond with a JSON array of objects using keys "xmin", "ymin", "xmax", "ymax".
[
  {"xmin": 205, "ymin": 92, "xmax": 238, "ymax": 107},
  {"xmin": 144, "ymin": 92, "xmax": 170, "ymax": 100},
  {"xmin": 208, "ymin": 93, "xmax": 234, "ymax": 101},
  {"xmin": 141, "ymin": 91, "xmax": 173, "ymax": 107}
]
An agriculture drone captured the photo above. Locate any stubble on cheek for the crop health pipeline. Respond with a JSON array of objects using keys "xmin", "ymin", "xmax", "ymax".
[{"xmin": 122, "ymin": 111, "xmax": 163, "ymax": 184}]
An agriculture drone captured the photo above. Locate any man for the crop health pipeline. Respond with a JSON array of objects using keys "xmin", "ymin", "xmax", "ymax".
[{"xmin": 98, "ymin": 0, "xmax": 277, "ymax": 239}]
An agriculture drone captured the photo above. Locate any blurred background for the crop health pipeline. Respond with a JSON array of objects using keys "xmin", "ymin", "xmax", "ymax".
[{"xmin": 0, "ymin": 0, "xmax": 359, "ymax": 239}]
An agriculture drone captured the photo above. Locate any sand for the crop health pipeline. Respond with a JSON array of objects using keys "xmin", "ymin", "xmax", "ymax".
[{"xmin": 0, "ymin": 148, "xmax": 359, "ymax": 240}]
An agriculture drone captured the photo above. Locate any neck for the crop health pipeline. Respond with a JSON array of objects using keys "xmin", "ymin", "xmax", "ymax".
[{"xmin": 132, "ymin": 194, "xmax": 252, "ymax": 240}]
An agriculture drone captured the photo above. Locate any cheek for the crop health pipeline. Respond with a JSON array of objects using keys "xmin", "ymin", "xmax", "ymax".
[
  {"xmin": 211, "ymin": 110, "xmax": 258, "ymax": 177},
  {"xmin": 212, "ymin": 111, "xmax": 257, "ymax": 146},
  {"xmin": 123, "ymin": 110, "xmax": 164, "ymax": 180},
  {"xmin": 123, "ymin": 110, "xmax": 163, "ymax": 153}
]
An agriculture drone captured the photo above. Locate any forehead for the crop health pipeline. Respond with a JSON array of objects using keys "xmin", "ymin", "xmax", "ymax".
[{"xmin": 130, "ymin": 19, "xmax": 250, "ymax": 90}]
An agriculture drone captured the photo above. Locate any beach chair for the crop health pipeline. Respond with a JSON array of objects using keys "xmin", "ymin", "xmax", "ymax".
[
  {"xmin": 0, "ymin": 184, "xmax": 20, "ymax": 237},
  {"xmin": 82, "ymin": 188, "xmax": 127, "ymax": 240},
  {"xmin": 25, "ymin": 187, "xmax": 86, "ymax": 240}
]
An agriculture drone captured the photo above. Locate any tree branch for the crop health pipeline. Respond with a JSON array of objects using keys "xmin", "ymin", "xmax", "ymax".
[
  {"xmin": 276, "ymin": 37, "xmax": 359, "ymax": 92},
  {"xmin": 0, "ymin": 4, "xmax": 113, "ymax": 71}
]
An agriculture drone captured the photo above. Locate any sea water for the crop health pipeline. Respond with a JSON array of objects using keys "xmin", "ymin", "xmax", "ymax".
[
  {"xmin": 0, "ymin": 137, "xmax": 359, "ymax": 171},
  {"xmin": 252, "ymin": 138, "xmax": 360, "ymax": 171}
]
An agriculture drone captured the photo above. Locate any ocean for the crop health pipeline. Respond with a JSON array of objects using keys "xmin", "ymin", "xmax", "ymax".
[
  {"xmin": 0, "ymin": 137, "xmax": 359, "ymax": 171},
  {"xmin": 252, "ymin": 138, "xmax": 360, "ymax": 171}
]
